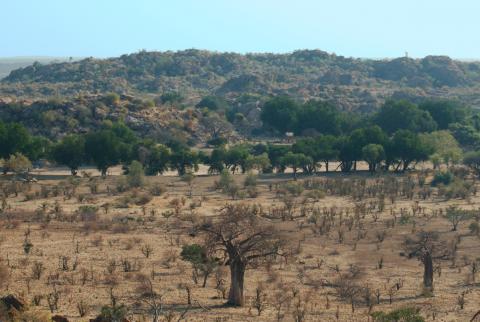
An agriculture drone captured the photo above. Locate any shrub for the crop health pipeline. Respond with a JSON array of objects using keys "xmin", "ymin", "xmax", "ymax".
[
  {"xmin": 283, "ymin": 182, "xmax": 304, "ymax": 196},
  {"xmin": 430, "ymin": 171, "xmax": 453, "ymax": 187},
  {"xmin": 305, "ymin": 189, "xmax": 325, "ymax": 201},
  {"xmin": 149, "ymin": 183, "xmax": 166, "ymax": 196},
  {"xmin": 127, "ymin": 161, "xmax": 145, "ymax": 188},
  {"xmin": 218, "ymin": 169, "xmax": 234, "ymax": 191},
  {"xmin": 77, "ymin": 205, "xmax": 98, "ymax": 222},
  {"xmin": 134, "ymin": 192, "xmax": 153, "ymax": 206},
  {"xmin": 469, "ymin": 222, "xmax": 480, "ymax": 236},
  {"xmin": 115, "ymin": 177, "xmax": 128, "ymax": 193},
  {"xmin": 244, "ymin": 172, "xmax": 257, "ymax": 187},
  {"xmin": 371, "ymin": 307, "xmax": 425, "ymax": 322}
]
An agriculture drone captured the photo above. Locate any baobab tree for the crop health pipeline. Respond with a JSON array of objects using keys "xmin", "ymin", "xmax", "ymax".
[
  {"xmin": 198, "ymin": 203, "xmax": 289, "ymax": 306},
  {"xmin": 403, "ymin": 231, "xmax": 450, "ymax": 292}
]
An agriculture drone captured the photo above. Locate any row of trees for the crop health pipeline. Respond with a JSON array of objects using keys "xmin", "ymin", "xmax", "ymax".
[
  {"xmin": 0, "ymin": 122, "xmax": 463, "ymax": 178},
  {"xmin": 0, "ymin": 120, "xmax": 202, "ymax": 177},
  {"xmin": 206, "ymin": 128, "xmax": 461, "ymax": 176},
  {"xmin": 0, "ymin": 97, "xmax": 476, "ymax": 178},
  {"xmin": 51, "ymin": 123, "xmax": 202, "ymax": 177},
  {"xmin": 261, "ymin": 97, "xmax": 471, "ymax": 137}
]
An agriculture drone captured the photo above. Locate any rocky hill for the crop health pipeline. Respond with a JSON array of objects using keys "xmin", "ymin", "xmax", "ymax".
[
  {"xmin": 3, "ymin": 50, "xmax": 480, "ymax": 112},
  {"xmin": 0, "ymin": 94, "xmax": 246, "ymax": 144}
]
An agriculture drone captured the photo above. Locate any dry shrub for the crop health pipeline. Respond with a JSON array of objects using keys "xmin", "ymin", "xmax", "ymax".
[
  {"xmin": 0, "ymin": 262, "xmax": 9, "ymax": 288},
  {"xmin": 112, "ymin": 223, "xmax": 132, "ymax": 234},
  {"xmin": 90, "ymin": 235, "xmax": 104, "ymax": 247},
  {"xmin": 76, "ymin": 205, "xmax": 99, "ymax": 222},
  {"xmin": 134, "ymin": 192, "xmax": 152, "ymax": 206},
  {"xmin": 149, "ymin": 183, "xmax": 166, "ymax": 196}
]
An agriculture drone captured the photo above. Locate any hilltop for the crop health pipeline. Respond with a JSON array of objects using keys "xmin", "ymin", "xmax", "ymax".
[
  {"xmin": 3, "ymin": 50, "xmax": 480, "ymax": 112},
  {"xmin": 0, "ymin": 57, "xmax": 81, "ymax": 79}
]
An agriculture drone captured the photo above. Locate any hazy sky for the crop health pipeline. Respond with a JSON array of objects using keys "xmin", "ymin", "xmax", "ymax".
[{"xmin": 2, "ymin": 0, "xmax": 479, "ymax": 59}]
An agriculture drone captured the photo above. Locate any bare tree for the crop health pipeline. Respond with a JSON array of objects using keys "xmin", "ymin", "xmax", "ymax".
[
  {"xmin": 444, "ymin": 206, "xmax": 471, "ymax": 231},
  {"xmin": 404, "ymin": 231, "xmax": 450, "ymax": 292},
  {"xmin": 135, "ymin": 274, "xmax": 164, "ymax": 322},
  {"xmin": 198, "ymin": 203, "xmax": 289, "ymax": 306},
  {"xmin": 201, "ymin": 113, "xmax": 233, "ymax": 140}
]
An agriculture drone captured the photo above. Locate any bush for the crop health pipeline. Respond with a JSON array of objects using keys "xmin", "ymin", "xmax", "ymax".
[
  {"xmin": 77, "ymin": 205, "xmax": 98, "ymax": 222},
  {"xmin": 371, "ymin": 307, "xmax": 425, "ymax": 322},
  {"xmin": 207, "ymin": 137, "xmax": 227, "ymax": 147},
  {"xmin": 149, "ymin": 183, "xmax": 166, "ymax": 196},
  {"xmin": 218, "ymin": 169, "xmax": 234, "ymax": 191},
  {"xmin": 127, "ymin": 161, "xmax": 145, "ymax": 188},
  {"xmin": 246, "ymin": 187, "xmax": 259, "ymax": 198},
  {"xmin": 438, "ymin": 179, "xmax": 474, "ymax": 200},
  {"xmin": 305, "ymin": 189, "xmax": 325, "ymax": 201},
  {"xmin": 115, "ymin": 177, "xmax": 128, "ymax": 193},
  {"xmin": 283, "ymin": 182, "xmax": 304, "ymax": 196},
  {"xmin": 431, "ymin": 171, "xmax": 453, "ymax": 186},
  {"xmin": 244, "ymin": 172, "xmax": 257, "ymax": 187},
  {"xmin": 469, "ymin": 222, "xmax": 480, "ymax": 236}
]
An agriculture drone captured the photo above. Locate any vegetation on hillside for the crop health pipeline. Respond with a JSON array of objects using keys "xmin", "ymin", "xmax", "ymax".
[{"xmin": 4, "ymin": 50, "xmax": 480, "ymax": 111}]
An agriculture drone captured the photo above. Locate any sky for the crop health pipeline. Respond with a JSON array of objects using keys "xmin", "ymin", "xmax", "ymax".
[{"xmin": 1, "ymin": 0, "xmax": 479, "ymax": 59}]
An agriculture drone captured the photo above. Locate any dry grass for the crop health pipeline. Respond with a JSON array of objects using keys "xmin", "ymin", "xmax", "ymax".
[{"xmin": 0, "ymin": 168, "xmax": 479, "ymax": 321}]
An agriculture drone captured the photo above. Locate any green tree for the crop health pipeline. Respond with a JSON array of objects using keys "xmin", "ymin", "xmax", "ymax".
[
  {"xmin": 463, "ymin": 151, "xmax": 480, "ymax": 177},
  {"xmin": 261, "ymin": 96, "xmax": 299, "ymax": 134},
  {"xmin": 0, "ymin": 122, "xmax": 30, "ymax": 159},
  {"xmin": 296, "ymin": 100, "xmax": 343, "ymax": 135},
  {"xmin": 419, "ymin": 100, "xmax": 468, "ymax": 130},
  {"xmin": 336, "ymin": 136, "xmax": 356, "ymax": 172},
  {"xmin": 225, "ymin": 145, "xmax": 251, "ymax": 174},
  {"xmin": 348, "ymin": 126, "xmax": 389, "ymax": 169},
  {"xmin": 24, "ymin": 136, "xmax": 50, "ymax": 161},
  {"xmin": 51, "ymin": 135, "xmax": 85, "ymax": 175},
  {"xmin": 244, "ymin": 153, "xmax": 271, "ymax": 173},
  {"xmin": 4, "ymin": 153, "xmax": 32, "ymax": 175},
  {"xmin": 196, "ymin": 95, "xmax": 229, "ymax": 111},
  {"xmin": 181, "ymin": 244, "xmax": 217, "ymax": 287},
  {"xmin": 419, "ymin": 131, "xmax": 462, "ymax": 168},
  {"xmin": 141, "ymin": 144, "xmax": 170, "ymax": 175},
  {"xmin": 85, "ymin": 130, "xmax": 121, "ymax": 177},
  {"xmin": 280, "ymin": 152, "xmax": 313, "ymax": 179},
  {"xmin": 266, "ymin": 144, "xmax": 290, "ymax": 173},
  {"xmin": 127, "ymin": 160, "xmax": 145, "ymax": 188},
  {"xmin": 448, "ymin": 123, "xmax": 480, "ymax": 148},
  {"xmin": 388, "ymin": 130, "xmax": 433, "ymax": 172},
  {"xmin": 207, "ymin": 147, "xmax": 227, "ymax": 174},
  {"xmin": 362, "ymin": 144, "xmax": 385, "ymax": 173},
  {"xmin": 170, "ymin": 148, "xmax": 199, "ymax": 176},
  {"xmin": 375, "ymin": 100, "xmax": 437, "ymax": 134}
]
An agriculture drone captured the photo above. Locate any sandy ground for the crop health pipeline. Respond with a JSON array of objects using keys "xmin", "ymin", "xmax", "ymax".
[{"xmin": 0, "ymin": 168, "xmax": 479, "ymax": 321}]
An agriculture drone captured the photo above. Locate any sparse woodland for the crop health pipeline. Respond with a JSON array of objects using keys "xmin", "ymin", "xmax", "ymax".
[
  {"xmin": 0, "ymin": 164, "xmax": 480, "ymax": 321},
  {"xmin": 1, "ymin": 51, "xmax": 480, "ymax": 321}
]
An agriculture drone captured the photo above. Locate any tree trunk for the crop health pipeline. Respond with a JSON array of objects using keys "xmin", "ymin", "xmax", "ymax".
[
  {"xmin": 228, "ymin": 259, "xmax": 246, "ymax": 306},
  {"xmin": 423, "ymin": 252, "xmax": 433, "ymax": 290},
  {"xmin": 202, "ymin": 272, "xmax": 209, "ymax": 288},
  {"xmin": 325, "ymin": 161, "xmax": 329, "ymax": 173}
]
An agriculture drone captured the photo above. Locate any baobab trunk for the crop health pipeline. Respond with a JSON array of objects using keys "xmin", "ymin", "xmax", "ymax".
[
  {"xmin": 228, "ymin": 259, "xmax": 246, "ymax": 306},
  {"xmin": 423, "ymin": 251, "xmax": 433, "ymax": 291}
]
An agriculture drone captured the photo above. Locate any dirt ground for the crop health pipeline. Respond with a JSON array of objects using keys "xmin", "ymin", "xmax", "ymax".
[{"xmin": 0, "ymin": 166, "xmax": 479, "ymax": 321}]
